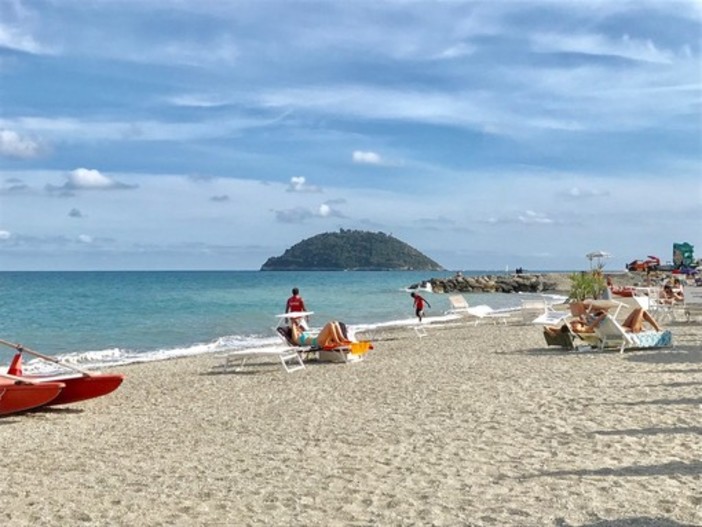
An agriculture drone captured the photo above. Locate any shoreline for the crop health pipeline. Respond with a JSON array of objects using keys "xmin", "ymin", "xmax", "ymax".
[{"xmin": 2, "ymin": 320, "xmax": 700, "ymax": 526}]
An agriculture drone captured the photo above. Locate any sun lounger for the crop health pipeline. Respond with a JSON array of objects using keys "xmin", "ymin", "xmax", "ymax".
[
  {"xmin": 276, "ymin": 320, "xmax": 372, "ymax": 364},
  {"xmin": 531, "ymin": 307, "xmax": 569, "ymax": 326},
  {"xmin": 219, "ymin": 312, "xmax": 316, "ymax": 374},
  {"xmin": 222, "ymin": 346, "xmax": 306, "ymax": 373},
  {"xmin": 682, "ymin": 286, "xmax": 702, "ymax": 322},
  {"xmin": 446, "ymin": 294, "xmax": 471, "ymax": 315},
  {"xmin": 543, "ymin": 326, "xmax": 576, "ymax": 350},
  {"xmin": 593, "ymin": 314, "xmax": 673, "ymax": 353},
  {"xmin": 464, "ymin": 304, "xmax": 513, "ymax": 325},
  {"xmin": 412, "ymin": 324, "xmax": 428, "ymax": 338},
  {"xmin": 520, "ymin": 299, "xmax": 548, "ymax": 324}
]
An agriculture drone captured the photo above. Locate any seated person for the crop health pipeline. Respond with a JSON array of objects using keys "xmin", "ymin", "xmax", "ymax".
[
  {"xmin": 289, "ymin": 318, "xmax": 351, "ymax": 349},
  {"xmin": 620, "ymin": 307, "xmax": 662, "ymax": 333},
  {"xmin": 544, "ymin": 302, "xmax": 608, "ymax": 337},
  {"xmin": 659, "ymin": 284, "xmax": 684, "ymax": 305}
]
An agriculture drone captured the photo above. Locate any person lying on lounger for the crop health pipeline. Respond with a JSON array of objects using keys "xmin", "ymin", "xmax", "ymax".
[
  {"xmin": 619, "ymin": 307, "xmax": 662, "ymax": 333},
  {"xmin": 545, "ymin": 306, "xmax": 661, "ymax": 338},
  {"xmin": 544, "ymin": 302, "xmax": 609, "ymax": 337},
  {"xmin": 289, "ymin": 318, "xmax": 351, "ymax": 349}
]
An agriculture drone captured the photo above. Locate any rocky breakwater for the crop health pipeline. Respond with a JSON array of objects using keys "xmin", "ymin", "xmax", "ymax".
[{"xmin": 411, "ymin": 273, "xmax": 570, "ymax": 294}]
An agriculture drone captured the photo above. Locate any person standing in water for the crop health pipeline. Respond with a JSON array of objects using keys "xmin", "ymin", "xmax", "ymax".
[
  {"xmin": 285, "ymin": 287, "xmax": 309, "ymax": 329},
  {"xmin": 411, "ymin": 292, "xmax": 431, "ymax": 322},
  {"xmin": 285, "ymin": 287, "xmax": 307, "ymax": 313}
]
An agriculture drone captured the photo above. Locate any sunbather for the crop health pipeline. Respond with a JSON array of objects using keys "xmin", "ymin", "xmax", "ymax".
[
  {"xmin": 544, "ymin": 303, "xmax": 608, "ymax": 337},
  {"xmin": 659, "ymin": 284, "xmax": 684, "ymax": 305},
  {"xmin": 290, "ymin": 318, "xmax": 351, "ymax": 349},
  {"xmin": 545, "ymin": 305, "xmax": 661, "ymax": 337},
  {"xmin": 619, "ymin": 307, "xmax": 662, "ymax": 332}
]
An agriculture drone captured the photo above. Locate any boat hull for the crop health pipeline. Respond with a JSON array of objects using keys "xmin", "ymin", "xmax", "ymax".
[
  {"xmin": 0, "ymin": 381, "xmax": 64, "ymax": 416},
  {"xmin": 22, "ymin": 374, "xmax": 125, "ymax": 406}
]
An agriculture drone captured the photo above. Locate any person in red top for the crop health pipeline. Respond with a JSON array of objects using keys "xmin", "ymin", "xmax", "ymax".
[
  {"xmin": 285, "ymin": 287, "xmax": 308, "ymax": 330},
  {"xmin": 410, "ymin": 292, "xmax": 431, "ymax": 322},
  {"xmin": 285, "ymin": 287, "xmax": 307, "ymax": 313}
]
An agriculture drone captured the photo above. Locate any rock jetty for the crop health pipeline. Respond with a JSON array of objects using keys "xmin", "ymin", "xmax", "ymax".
[{"xmin": 410, "ymin": 273, "xmax": 572, "ymax": 294}]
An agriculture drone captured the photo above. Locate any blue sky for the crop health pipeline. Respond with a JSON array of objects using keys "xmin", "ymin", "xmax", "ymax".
[{"xmin": 0, "ymin": 0, "xmax": 700, "ymax": 271}]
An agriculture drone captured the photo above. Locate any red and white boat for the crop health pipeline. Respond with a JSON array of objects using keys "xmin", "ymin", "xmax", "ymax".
[{"xmin": 1, "ymin": 340, "xmax": 124, "ymax": 407}]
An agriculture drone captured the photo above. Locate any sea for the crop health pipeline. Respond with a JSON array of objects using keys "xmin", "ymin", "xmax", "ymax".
[{"xmin": 0, "ymin": 270, "xmax": 565, "ymax": 373}]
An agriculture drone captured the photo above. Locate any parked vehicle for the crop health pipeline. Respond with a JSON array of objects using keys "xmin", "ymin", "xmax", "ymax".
[{"xmin": 626, "ymin": 255, "xmax": 660, "ymax": 272}]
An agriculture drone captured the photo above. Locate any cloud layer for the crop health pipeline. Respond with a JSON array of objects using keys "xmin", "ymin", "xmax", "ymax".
[{"xmin": 0, "ymin": 1, "xmax": 699, "ymax": 270}]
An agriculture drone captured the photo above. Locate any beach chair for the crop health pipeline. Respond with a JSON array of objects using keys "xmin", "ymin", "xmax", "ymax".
[
  {"xmin": 222, "ymin": 346, "xmax": 306, "ymax": 373},
  {"xmin": 542, "ymin": 325, "xmax": 576, "ymax": 350},
  {"xmin": 412, "ymin": 324, "xmax": 428, "ymax": 338},
  {"xmin": 446, "ymin": 294, "xmax": 471, "ymax": 315},
  {"xmin": 531, "ymin": 309, "xmax": 569, "ymax": 326},
  {"xmin": 528, "ymin": 299, "xmax": 571, "ymax": 326},
  {"xmin": 276, "ymin": 317, "xmax": 372, "ymax": 364},
  {"xmin": 541, "ymin": 320, "xmax": 600, "ymax": 351},
  {"xmin": 464, "ymin": 304, "xmax": 513, "ymax": 326},
  {"xmin": 593, "ymin": 314, "xmax": 673, "ymax": 353},
  {"xmin": 219, "ymin": 312, "xmax": 314, "ymax": 373},
  {"xmin": 682, "ymin": 286, "xmax": 702, "ymax": 322},
  {"xmin": 520, "ymin": 299, "xmax": 547, "ymax": 324}
]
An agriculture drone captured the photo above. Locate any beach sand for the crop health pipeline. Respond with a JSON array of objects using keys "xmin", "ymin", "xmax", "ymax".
[{"xmin": 1, "ymin": 320, "xmax": 701, "ymax": 527}]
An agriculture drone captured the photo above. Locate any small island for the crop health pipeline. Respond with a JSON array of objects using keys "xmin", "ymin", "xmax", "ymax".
[{"xmin": 260, "ymin": 229, "xmax": 444, "ymax": 271}]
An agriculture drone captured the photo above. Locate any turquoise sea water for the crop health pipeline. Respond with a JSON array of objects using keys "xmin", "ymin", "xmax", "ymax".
[{"xmin": 0, "ymin": 271, "xmax": 560, "ymax": 371}]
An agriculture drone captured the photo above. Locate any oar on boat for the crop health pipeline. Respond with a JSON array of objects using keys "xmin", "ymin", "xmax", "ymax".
[
  {"xmin": 1, "ymin": 339, "xmax": 125, "ymax": 407},
  {"xmin": 0, "ymin": 339, "xmax": 93, "ymax": 377}
]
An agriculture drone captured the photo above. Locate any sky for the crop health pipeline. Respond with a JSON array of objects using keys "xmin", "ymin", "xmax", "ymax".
[{"xmin": 0, "ymin": 0, "xmax": 700, "ymax": 271}]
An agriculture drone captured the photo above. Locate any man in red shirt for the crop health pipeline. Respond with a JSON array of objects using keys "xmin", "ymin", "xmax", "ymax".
[
  {"xmin": 285, "ymin": 287, "xmax": 307, "ymax": 313},
  {"xmin": 411, "ymin": 292, "xmax": 431, "ymax": 322}
]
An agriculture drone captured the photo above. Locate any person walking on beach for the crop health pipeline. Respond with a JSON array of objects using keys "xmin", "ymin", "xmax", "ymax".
[{"xmin": 411, "ymin": 292, "xmax": 430, "ymax": 323}]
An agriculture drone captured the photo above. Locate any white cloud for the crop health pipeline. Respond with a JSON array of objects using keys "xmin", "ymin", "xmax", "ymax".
[
  {"xmin": 434, "ymin": 42, "xmax": 476, "ymax": 60},
  {"xmin": 274, "ymin": 201, "xmax": 344, "ymax": 223},
  {"xmin": 69, "ymin": 168, "xmax": 114, "ymax": 189},
  {"xmin": 564, "ymin": 187, "xmax": 609, "ymax": 199},
  {"xmin": 531, "ymin": 32, "xmax": 675, "ymax": 65},
  {"xmin": 286, "ymin": 176, "xmax": 321, "ymax": 193},
  {"xmin": 518, "ymin": 210, "xmax": 553, "ymax": 224},
  {"xmin": 352, "ymin": 150, "xmax": 383, "ymax": 165},
  {"xmin": 0, "ymin": 23, "xmax": 50, "ymax": 55},
  {"xmin": 46, "ymin": 168, "xmax": 137, "ymax": 193},
  {"xmin": 78, "ymin": 234, "xmax": 93, "ymax": 243},
  {"xmin": 0, "ymin": 130, "xmax": 42, "ymax": 159},
  {"xmin": 0, "ymin": 230, "xmax": 11, "ymax": 240},
  {"xmin": 318, "ymin": 202, "xmax": 345, "ymax": 218}
]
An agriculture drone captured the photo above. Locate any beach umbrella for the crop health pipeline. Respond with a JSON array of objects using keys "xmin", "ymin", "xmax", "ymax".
[{"xmin": 586, "ymin": 250, "xmax": 612, "ymax": 269}]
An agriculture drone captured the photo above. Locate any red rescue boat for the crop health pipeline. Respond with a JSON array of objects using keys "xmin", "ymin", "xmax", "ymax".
[
  {"xmin": 1, "ymin": 340, "xmax": 124, "ymax": 407},
  {"xmin": 0, "ymin": 377, "xmax": 64, "ymax": 416}
]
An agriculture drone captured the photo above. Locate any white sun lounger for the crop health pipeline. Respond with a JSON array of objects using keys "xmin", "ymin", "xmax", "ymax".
[
  {"xmin": 445, "ymin": 294, "xmax": 471, "ymax": 315},
  {"xmin": 219, "ymin": 311, "xmax": 313, "ymax": 373},
  {"xmin": 464, "ymin": 304, "xmax": 513, "ymax": 325},
  {"xmin": 531, "ymin": 307, "xmax": 570, "ymax": 326},
  {"xmin": 593, "ymin": 314, "xmax": 673, "ymax": 353},
  {"xmin": 275, "ymin": 312, "xmax": 371, "ymax": 364},
  {"xmin": 222, "ymin": 347, "xmax": 305, "ymax": 373}
]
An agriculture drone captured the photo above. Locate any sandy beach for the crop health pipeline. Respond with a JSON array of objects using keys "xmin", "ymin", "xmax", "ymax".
[{"xmin": 1, "ymin": 319, "xmax": 701, "ymax": 527}]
